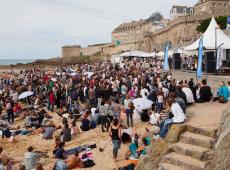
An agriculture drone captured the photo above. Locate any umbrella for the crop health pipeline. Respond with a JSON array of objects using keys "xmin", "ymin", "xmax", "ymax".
[
  {"xmin": 84, "ymin": 72, "xmax": 94, "ymax": 78},
  {"xmin": 70, "ymin": 72, "xmax": 77, "ymax": 76},
  {"xmin": 18, "ymin": 91, "xmax": 34, "ymax": 100},
  {"xmin": 51, "ymin": 78, "xmax": 57, "ymax": 82},
  {"xmin": 132, "ymin": 98, "xmax": 153, "ymax": 111}
]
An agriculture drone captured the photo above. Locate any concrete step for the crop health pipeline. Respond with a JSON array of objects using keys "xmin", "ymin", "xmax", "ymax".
[
  {"xmin": 180, "ymin": 132, "xmax": 214, "ymax": 149},
  {"xmin": 159, "ymin": 163, "xmax": 185, "ymax": 170},
  {"xmin": 187, "ymin": 125, "xmax": 217, "ymax": 138},
  {"xmin": 161, "ymin": 152, "xmax": 206, "ymax": 170},
  {"xmin": 172, "ymin": 142, "xmax": 210, "ymax": 160}
]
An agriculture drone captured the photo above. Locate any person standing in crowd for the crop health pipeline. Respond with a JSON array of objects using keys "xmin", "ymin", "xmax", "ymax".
[
  {"xmin": 99, "ymin": 100, "xmax": 110, "ymax": 132},
  {"xmin": 156, "ymin": 91, "xmax": 164, "ymax": 114},
  {"xmin": 88, "ymin": 86, "xmax": 96, "ymax": 108},
  {"xmin": 109, "ymin": 118, "xmax": 121, "ymax": 161},
  {"xmin": 125, "ymin": 102, "xmax": 135, "ymax": 127},
  {"xmin": 5, "ymin": 98, "xmax": 14, "ymax": 124},
  {"xmin": 49, "ymin": 91, "xmax": 55, "ymax": 112},
  {"xmin": 111, "ymin": 98, "xmax": 121, "ymax": 119}
]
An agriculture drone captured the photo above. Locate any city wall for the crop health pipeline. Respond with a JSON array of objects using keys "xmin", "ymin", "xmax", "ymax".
[
  {"xmin": 144, "ymin": 10, "xmax": 230, "ymax": 52},
  {"xmin": 62, "ymin": 44, "xmax": 106, "ymax": 58}
]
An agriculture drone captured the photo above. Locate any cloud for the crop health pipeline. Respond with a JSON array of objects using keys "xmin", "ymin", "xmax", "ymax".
[{"xmin": 0, "ymin": 0, "xmax": 197, "ymax": 59}]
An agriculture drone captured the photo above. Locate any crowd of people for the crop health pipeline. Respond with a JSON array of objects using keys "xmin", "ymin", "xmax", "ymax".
[{"xmin": 0, "ymin": 58, "xmax": 229, "ymax": 170}]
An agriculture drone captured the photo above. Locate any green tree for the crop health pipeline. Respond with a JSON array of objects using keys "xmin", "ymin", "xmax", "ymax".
[
  {"xmin": 147, "ymin": 12, "xmax": 163, "ymax": 22},
  {"xmin": 196, "ymin": 16, "xmax": 227, "ymax": 33}
]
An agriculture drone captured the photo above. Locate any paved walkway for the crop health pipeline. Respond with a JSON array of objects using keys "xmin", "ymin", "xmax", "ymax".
[{"xmin": 186, "ymin": 102, "xmax": 230, "ymax": 134}]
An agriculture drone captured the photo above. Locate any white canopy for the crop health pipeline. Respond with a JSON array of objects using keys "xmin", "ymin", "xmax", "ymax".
[
  {"xmin": 185, "ymin": 17, "xmax": 230, "ymax": 51},
  {"xmin": 120, "ymin": 51, "xmax": 150, "ymax": 58}
]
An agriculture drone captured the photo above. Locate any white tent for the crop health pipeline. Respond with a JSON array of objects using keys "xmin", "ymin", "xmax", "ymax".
[
  {"xmin": 156, "ymin": 51, "xmax": 164, "ymax": 58},
  {"xmin": 185, "ymin": 17, "xmax": 230, "ymax": 51},
  {"xmin": 120, "ymin": 51, "xmax": 150, "ymax": 58},
  {"xmin": 111, "ymin": 54, "xmax": 123, "ymax": 64}
]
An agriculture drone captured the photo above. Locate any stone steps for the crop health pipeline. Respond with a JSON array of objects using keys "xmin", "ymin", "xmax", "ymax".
[
  {"xmin": 161, "ymin": 152, "xmax": 206, "ymax": 170},
  {"xmin": 159, "ymin": 163, "xmax": 185, "ymax": 170},
  {"xmin": 180, "ymin": 131, "xmax": 214, "ymax": 149},
  {"xmin": 187, "ymin": 125, "xmax": 217, "ymax": 138},
  {"xmin": 171, "ymin": 142, "xmax": 210, "ymax": 160}
]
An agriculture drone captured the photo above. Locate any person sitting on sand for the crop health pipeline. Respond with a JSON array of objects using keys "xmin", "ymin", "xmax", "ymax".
[
  {"xmin": 61, "ymin": 124, "xmax": 71, "ymax": 142},
  {"xmin": 80, "ymin": 111, "xmax": 91, "ymax": 131},
  {"xmin": 54, "ymin": 142, "xmax": 66, "ymax": 160},
  {"xmin": 24, "ymin": 146, "xmax": 42, "ymax": 170},
  {"xmin": 65, "ymin": 151, "xmax": 83, "ymax": 169},
  {"xmin": 70, "ymin": 121, "xmax": 80, "ymax": 136},
  {"xmin": 42, "ymin": 122, "xmax": 56, "ymax": 140}
]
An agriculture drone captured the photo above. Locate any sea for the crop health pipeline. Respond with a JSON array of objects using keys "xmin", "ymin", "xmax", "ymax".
[{"xmin": 0, "ymin": 59, "xmax": 36, "ymax": 66}]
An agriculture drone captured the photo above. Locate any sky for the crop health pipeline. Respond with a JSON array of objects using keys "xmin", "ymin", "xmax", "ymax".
[{"xmin": 0, "ymin": 0, "xmax": 197, "ymax": 59}]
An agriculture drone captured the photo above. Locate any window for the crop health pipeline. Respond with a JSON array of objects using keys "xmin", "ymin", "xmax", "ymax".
[
  {"xmin": 218, "ymin": 3, "xmax": 221, "ymax": 7},
  {"xmin": 224, "ymin": 3, "xmax": 227, "ymax": 7},
  {"xmin": 183, "ymin": 8, "xmax": 187, "ymax": 13},
  {"xmin": 213, "ymin": 3, "xmax": 216, "ymax": 7},
  {"xmin": 190, "ymin": 9, "xmax": 194, "ymax": 13}
]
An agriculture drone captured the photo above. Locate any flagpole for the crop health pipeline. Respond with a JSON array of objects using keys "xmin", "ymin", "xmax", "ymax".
[{"xmin": 196, "ymin": 37, "xmax": 203, "ymax": 84}]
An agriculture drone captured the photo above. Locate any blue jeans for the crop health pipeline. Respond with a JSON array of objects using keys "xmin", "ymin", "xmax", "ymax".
[
  {"xmin": 112, "ymin": 140, "xmax": 121, "ymax": 158},
  {"xmin": 159, "ymin": 119, "xmax": 173, "ymax": 138},
  {"xmin": 157, "ymin": 102, "xmax": 163, "ymax": 113}
]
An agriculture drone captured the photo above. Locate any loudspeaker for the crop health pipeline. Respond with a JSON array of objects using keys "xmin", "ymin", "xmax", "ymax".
[
  {"xmin": 204, "ymin": 52, "xmax": 216, "ymax": 73},
  {"xmin": 172, "ymin": 53, "xmax": 181, "ymax": 69}
]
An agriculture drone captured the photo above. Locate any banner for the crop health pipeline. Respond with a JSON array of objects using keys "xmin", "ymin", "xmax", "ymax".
[
  {"xmin": 115, "ymin": 40, "xmax": 121, "ymax": 46},
  {"xmin": 226, "ymin": 16, "xmax": 230, "ymax": 30},
  {"xmin": 163, "ymin": 43, "xmax": 169, "ymax": 71},
  {"xmin": 216, "ymin": 43, "xmax": 224, "ymax": 69},
  {"xmin": 197, "ymin": 37, "xmax": 203, "ymax": 78}
]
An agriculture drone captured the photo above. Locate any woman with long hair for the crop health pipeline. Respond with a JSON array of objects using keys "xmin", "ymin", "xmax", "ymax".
[{"xmin": 109, "ymin": 118, "xmax": 121, "ymax": 161}]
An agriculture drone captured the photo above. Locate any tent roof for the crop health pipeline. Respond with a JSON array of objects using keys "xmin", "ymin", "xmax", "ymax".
[
  {"xmin": 185, "ymin": 17, "xmax": 230, "ymax": 51},
  {"xmin": 119, "ymin": 51, "xmax": 151, "ymax": 58}
]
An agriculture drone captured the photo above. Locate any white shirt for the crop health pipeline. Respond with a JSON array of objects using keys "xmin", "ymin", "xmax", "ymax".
[
  {"xmin": 162, "ymin": 87, "xmax": 169, "ymax": 98},
  {"xmin": 149, "ymin": 113, "xmax": 160, "ymax": 125},
  {"xmin": 140, "ymin": 88, "xmax": 149, "ymax": 98},
  {"xmin": 182, "ymin": 87, "xmax": 194, "ymax": 104},
  {"xmin": 171, "ymin": 103, "xmax": 186, "ymax": 123}
]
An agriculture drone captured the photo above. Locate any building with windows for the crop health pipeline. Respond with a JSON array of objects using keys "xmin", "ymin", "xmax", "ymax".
[
  {"xmin": 170, "ymin": 6, "xmax": 194, "ymax": 20},
  {"xmin": 194, "ymin": 0, "xmax": 229, "ymax": 14}
]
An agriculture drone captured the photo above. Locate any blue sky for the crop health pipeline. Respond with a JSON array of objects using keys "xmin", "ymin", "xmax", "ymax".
[{"xmin": 0, "ymin": 0, "xmax": 196, "ymax": 59}]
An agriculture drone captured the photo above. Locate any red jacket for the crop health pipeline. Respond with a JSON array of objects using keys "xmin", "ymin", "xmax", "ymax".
[{"xmin": 49, "ymin": 93, "xmax": 55, "ymax": 104}]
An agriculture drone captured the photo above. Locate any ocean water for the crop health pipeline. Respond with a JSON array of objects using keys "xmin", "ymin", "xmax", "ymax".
[{"xmin": 0, "ymin": 59, "xmax": 36, "ymax": 66}]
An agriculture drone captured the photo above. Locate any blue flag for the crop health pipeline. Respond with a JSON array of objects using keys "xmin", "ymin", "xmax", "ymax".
[
  {"xmin": 163, "ymin": 43, "xmax": 169, "ymax": 71},
  {"xmin": 226, "ymin": 16, "xmax": 230, "ymax": 30},
  {"xmin": 197, "ymin": 37, "xmax": 203, "ymax": 78}
]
